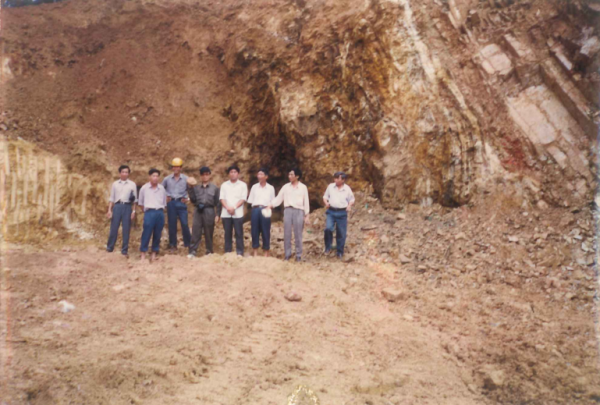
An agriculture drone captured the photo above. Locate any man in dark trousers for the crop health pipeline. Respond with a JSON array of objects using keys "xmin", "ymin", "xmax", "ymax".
[
  {"xmin": 138, "ymin": 168, "xmax": 167, "ymax": 262},
  {"xmin": 219, "ymin": 165, "xmax": 248, "ymax": 256},
  {"xmin": 247, "ymin": 168, "xmax": 275, "ymax": 257},
  {"xmin": 106, "ymin": 165, "xmax": 137, "ymax": 257},
  {"xmin": 162, "ymin": 157, "xmax": 191, "ymax": 253},
  {"xmin": 323, "ymin": 171, "xmax": 355, "ymax": 259},
  {"xmin": 187, "ymin": 166, "xmax": 220, "ymax": 258}
]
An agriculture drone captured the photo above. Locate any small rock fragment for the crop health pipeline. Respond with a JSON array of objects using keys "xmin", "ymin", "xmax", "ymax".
[
  {"xmin": 284, "ymin": 292, "xmax": 302, "ymax": 302},
  {"xmin": 58, "ymin": 300, "xmax": 75, "ymax": 313},
  {"xmin": 381, "ymin": 288, "xmax": 406, "ymax": 302}
]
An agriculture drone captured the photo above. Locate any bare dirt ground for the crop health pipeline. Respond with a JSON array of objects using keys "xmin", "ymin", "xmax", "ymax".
[{"xmin": 2, "ymin": 193, "xmax": 599, "ymax": 405}]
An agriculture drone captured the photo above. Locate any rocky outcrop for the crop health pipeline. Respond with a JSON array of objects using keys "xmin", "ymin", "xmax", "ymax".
[{"xmin": 0, "ymin": 0, "xmax": 598, "ymax": 224}]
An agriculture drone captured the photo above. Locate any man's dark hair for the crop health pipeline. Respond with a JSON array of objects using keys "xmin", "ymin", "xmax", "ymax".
[
  {"xmin": 200, "ymin": 166, "xmax": 211, "ymax": 175},
  {"xmin": 257, "ymin": 167, "xmax": 269, "ymax": 176},
  {"xmin": 333, "ymin": 171, "xmax": 347, "ymax": 180},
  {"xmin": 289, "ymin": 167, "xmax": 302, "ymax": 179},
  {"xmin": 227, "ymin": 165, "xmax": 240, "ymax": 174},
  {"xmin": 148, "ymin": 168, "xmax": 161, "ymax": 176},
  {"xmin": 118, "ymin": 165, "xmax": 130, "ymax": 174}
]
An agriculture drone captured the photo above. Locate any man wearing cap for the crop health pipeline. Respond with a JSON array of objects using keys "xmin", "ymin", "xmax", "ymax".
[
  {"xmin": 106, "ymin": 165, "xmax": 137, "ymax": 257},
  {"xmin": 187, "ymin": 166, "xmax": 221, "ymax": 258},
  {"xmin": 268, "ymin": 168, "xmax": 310, "ymax": 262},
  {"xmin": 162, "ymin": 158, "xmax": 191, "ymax": 253},
  {"xmin": 323, "ymin": 171, "xmax": 355, "ymax": 259},
  {"xmin": 220, "ymin": 165, "xmax": 248, "ymax": 256},
  {"xmin": 138, "ymin": 168, "xmax": 167, "ymax": 262},
  {"xmin": 247, "ymin": 168, "xmax": 275, "ymax": 257}
]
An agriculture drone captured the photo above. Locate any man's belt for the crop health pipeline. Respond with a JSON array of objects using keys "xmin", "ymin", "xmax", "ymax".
[
  {"xmin": 115, "ymin": 201, "xmax": 131, "ymax": 205},
  {"xmin": 172, "ymin": 197, "xmax": 185, "ymax": 202},
  {"xmin": 252, "ymin": 205, "xmax": 266, "ymax": 209},
  {"xmin": 329, "ymin": 207, "xmax": 347, "ymax": 211}
]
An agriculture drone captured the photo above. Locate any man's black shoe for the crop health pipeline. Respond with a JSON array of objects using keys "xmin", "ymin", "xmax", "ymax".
[{"xmin": 295, "ymin": 256, "xmax": 302, "ymax": 262}]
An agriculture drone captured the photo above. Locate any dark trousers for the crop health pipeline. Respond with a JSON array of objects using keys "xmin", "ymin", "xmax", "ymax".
[
  {"xmin": 250, "ymin": 207, "xmax": 271, "ymax": 250},
  {"xmin": 167, "ymin": 200, "xmax": 191, "ymax": 248},
  {"xmin": 140, "ymin": 209, "xmax": 165, "ymax": 253},
  {"xmin": 189, "ymin": 207, "xmax": 216, "ymax": 256},
  {"xmin": 222, "ymin": 217, "xmax": 244, "ymax": 255},
  {"xmin": 324, "ymin": 209, "xmax": 348, "ymax": 254},
  {"xmin": 107, "ymin": 203, "xmax": 132, "ymax": 254}
]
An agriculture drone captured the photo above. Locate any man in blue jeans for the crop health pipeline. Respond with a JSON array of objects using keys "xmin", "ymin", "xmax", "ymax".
[
  {"xmin": 138, "ymin": 168, "xmax": 167, "ymax": 262},
  {"xmin": 322, "ymin": 172, "xmax": 355, "ymax": 259},
  {"xmin": 247, "ymin": 168, "xmax": 275, "ymax": 257},
  {"xmin": 162, "ymin": 157, "xmax": 191, "ymax": 253}
]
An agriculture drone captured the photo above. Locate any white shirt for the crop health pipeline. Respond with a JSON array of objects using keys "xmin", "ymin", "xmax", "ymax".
[
  {"xmin": 323, "ymin": 183, "xmax": 355, "ymax": 209},
  {"xmin": 219, "ymin": 180, "xmax": 248, "ymax": 219},
  {"xmin": 271, "ymin": 182, "xmax": 310, "ymax": 216},
  {"xmin": 248, "ymin": 182, "xmax": 275, "ymax": 207},
  {"xmin": 138, "ymin": 183, "xmax": 167, "ymax": 211},
  {"xmin": 109, "ymin": 179, "xmax": 138, "ymax": 203}
]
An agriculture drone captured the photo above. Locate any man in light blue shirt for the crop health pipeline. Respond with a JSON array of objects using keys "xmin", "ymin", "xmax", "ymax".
[{"xmin": 162, "ymin": 157, "xmax": 191, "ymax": 253}]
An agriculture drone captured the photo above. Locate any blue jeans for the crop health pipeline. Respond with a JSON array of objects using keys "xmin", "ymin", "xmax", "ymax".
[
  {"xmin": 140, "ymin": 209, "xmax": 165, "ymax": 253},
  {"xmin": 324, "ymin": 209, "xmax": 348, "ymax": 254},
  {"xmin": 251, "ymin": 207, "xmax": 271, "ymax": 250},
  {"xmin": 167, "ymin": 200, "xmax": 191, "ymax": 248}
]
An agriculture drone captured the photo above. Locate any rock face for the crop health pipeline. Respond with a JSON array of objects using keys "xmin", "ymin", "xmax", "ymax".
[{"xmin": 0, "ymin": 0, "xmax": 598, "ymax": 237}]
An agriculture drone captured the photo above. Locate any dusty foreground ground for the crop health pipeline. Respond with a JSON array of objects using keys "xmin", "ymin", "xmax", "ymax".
[{"xmin": 2, "ymin": 199, "xmax": 600, "ymax": 405}]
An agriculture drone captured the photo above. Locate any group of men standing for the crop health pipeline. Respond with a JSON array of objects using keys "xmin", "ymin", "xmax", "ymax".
[{"xmin": 106, "ymin": 158, "xmax": 355, "ymax": 262}]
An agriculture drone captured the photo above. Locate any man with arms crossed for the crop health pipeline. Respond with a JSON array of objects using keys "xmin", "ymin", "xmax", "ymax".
[
  {"xmin": 162, "ymin": 157, "xmax": 191, "ymax": 253},
  {"xmin": 187, "ymin": 166, "xmax": 220, "ymax": 258},
  {"xmin": 268, "ymin": 168, "xmax": 310, "ymax": 262},
  {"xmin": 138, "ymin": 168, "xmax": 167, "ymax": 262},
  {"xmin": 323, "ymin": 171, "xmax": 355, "ymax": 259},
  {"xmin": 247, "ymin": 168, "xmax": 275, "ymax": 257},
  {"xmin": 106, "ymin": 165, "xmax": 137, "ymax": 257},
  {"xmin": 219, "ymin": 165, "xmax": 248, "ymax": 256}
]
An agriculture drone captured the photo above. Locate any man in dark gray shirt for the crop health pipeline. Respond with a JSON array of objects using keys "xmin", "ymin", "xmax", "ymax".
[{"xmin": 187, "ymin": 166, "xmax": 220, "ymax": 257}]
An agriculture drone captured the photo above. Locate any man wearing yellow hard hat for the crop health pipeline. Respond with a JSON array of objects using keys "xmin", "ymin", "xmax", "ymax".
[{"xmin": 162, "ymin": 157, "xmax": 192, "ymax": 253}]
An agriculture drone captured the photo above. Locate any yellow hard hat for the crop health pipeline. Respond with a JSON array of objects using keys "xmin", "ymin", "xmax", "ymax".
[{"xmin": 171, "ymin": 157, "xmax": 183, "ymax": 167}]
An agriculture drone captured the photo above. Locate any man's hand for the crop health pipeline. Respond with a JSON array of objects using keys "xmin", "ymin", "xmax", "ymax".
[
  {"xmin": 227, "ymin": 207, "xmax": 235, "ymax": 215},
  {"xmin": 324, "ymin": 200, "xmax": 330, "ymax": 209},
  {"xmin": 167, "ymin": 197, "xmax": 172, "ymax": 203},
  {"xmin": 266, "ymin": 205, "xmax": 273, "ymax": 210},
  {"xmin": 346, "ymin": 205, "xmax": 352, "ymax": 212},
  {"xmin": 215, "ymin": 216, "xmax": 220, "ymax": 224},
  {"xmin": 106, "ymin": 211, "xmax": 112, "ymax": 219},
  {"xmin": 304, "ymin": 215, "xmax": 310, "ymax": 225},
  {"xmin": 182, "ymin": 198, "xmax": 189, "ymax": 204}
]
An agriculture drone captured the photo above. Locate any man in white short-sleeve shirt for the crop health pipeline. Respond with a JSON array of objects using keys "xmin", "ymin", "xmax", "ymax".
[
  {"xmin": 247, "ymin": 168, "xmax": 276, "ymax": 257},
  {"xmin": 219, "ymin": 165, "xmax": 248, "ymax": 255}
]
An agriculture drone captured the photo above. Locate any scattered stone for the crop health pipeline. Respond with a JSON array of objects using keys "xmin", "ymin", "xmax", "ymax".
[
  {"xmin": 455, "ymin": 232, "xmax": 467, "ymax": 241},
  {"xmin": 481, "ymin": 366, "xmax": 506, "ymax": 390},
  {"xmin": 381, "ymin": 288, "xmax": 406, "ymax": 302},
  {"xmin": 361, "ymin": 225, "xmax": 378, "ymax": 231},
  {"xmin": 399, "ymin": 254, "xmax": 412, "ymax": 264},
  {"xmin": 508, "ymin": 236, "xmax": 519, "ymax": 243},
  {"xmin": 58, "ymin": 300, "xmax": 75, "ymax": 313},
  {"xmin": 284, "ymin": 292, "xmax": 302, "ymax": 302},
  {"xmin": 396, "ymin": 213, "xmax": 406, "ymax": 220}
]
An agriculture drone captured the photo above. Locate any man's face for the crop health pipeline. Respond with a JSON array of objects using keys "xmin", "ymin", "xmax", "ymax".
[
  {"xmin": 257, "ymin": 171, "xmax": 267, "ymax": 183},
  {"xmin": 173, "ymin": 166, "xmax": 182, "ymax": 175},
  {"xmin": 229, "ymin": 169, "xmax": 239, "ymax": 181},
  {"xmin": 288, "ymin": 171, "xmax": 298, "ymax": 182},
  {"xmin": 334, "ymin": 176, "xmax": 345, "ymax": 187},
  {"xmin": 119, "ymin": 168, "xmax": 130, "ymax": 181},
  {"xmin": 201, "ymin": 172, "xmax": 211, "ymax": 183},
  {"xmin": 149, "ymin": 173, "xmax": 160, "ymax": 185}
]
